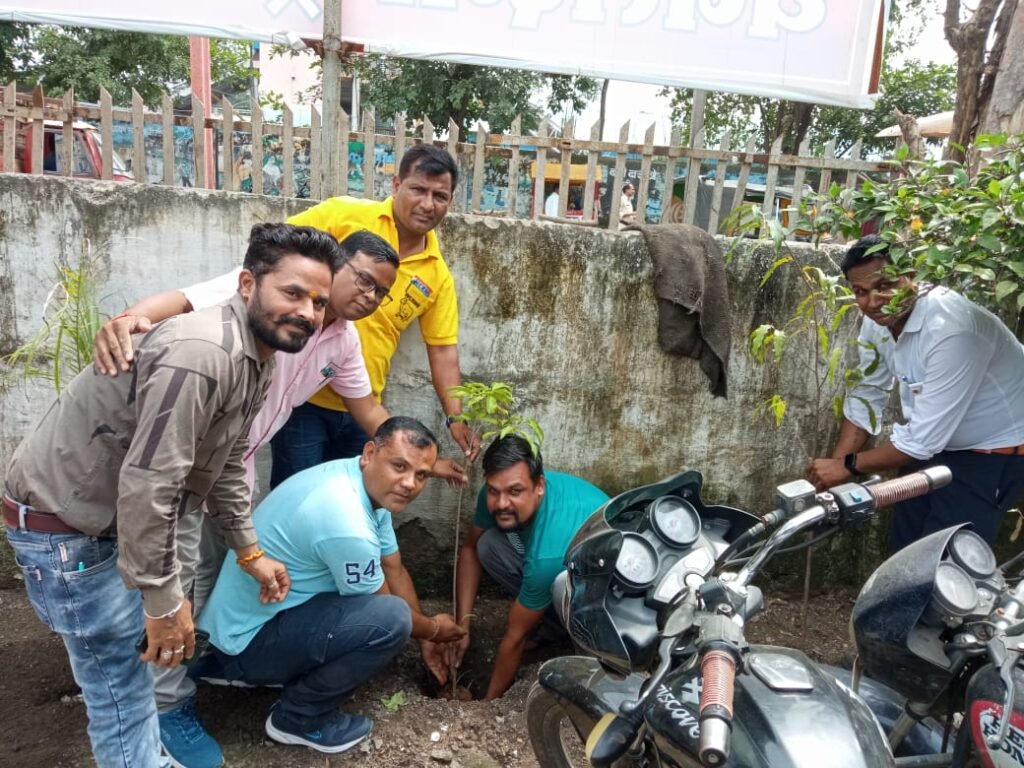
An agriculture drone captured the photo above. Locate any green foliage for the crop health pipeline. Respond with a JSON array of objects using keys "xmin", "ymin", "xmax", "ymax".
[
  {"xmin": 344, "ymin": 54, "xmax": 599, "ymax": 137},
  {"xmin": 0, "ymin": 23, "xmax": 254, "ymax": 107},
  {"xmin": 447, "ymin": 381, "xmax": 544, "ymax": 456},
  {"xmin": 2, "ymin": 242, "xmax": 106, "ymax": 394},
  {"xmin": 380, "ymin": 690, "xmax": 408, "ymax": 712},
  {"xmin": 734, "ymin": 209, "xmax": 883, "ymax": 453},
  {"xmin": 800, "ymin": 134, "xmax": 1024, "ymax": 315},
  {"xmin": 661, "ymin": 59, "xmax": 955, "ymax": 157}
]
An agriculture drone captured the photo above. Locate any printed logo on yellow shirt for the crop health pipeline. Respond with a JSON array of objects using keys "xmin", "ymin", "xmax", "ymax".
[{"xmin": 396, "ymin": 276, "xmax": 433, "ymax": 322}]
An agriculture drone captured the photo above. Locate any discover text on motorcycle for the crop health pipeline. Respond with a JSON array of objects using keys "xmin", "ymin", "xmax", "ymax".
[{"xmin": 528, "ymin": 466, "xmax": 1024, "ymax": 768}]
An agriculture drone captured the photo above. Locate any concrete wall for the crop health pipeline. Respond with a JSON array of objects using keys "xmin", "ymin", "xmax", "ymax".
[{"xmin": 0, "ymin": 175, "xmax": 851, "ymax": 589}]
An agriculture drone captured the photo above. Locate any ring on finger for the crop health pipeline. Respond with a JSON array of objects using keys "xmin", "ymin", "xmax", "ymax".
[
  {"xmin": 174, "ymin": 646, "xmax": 185, "ymax": 654},
  {"xmin": 160, "ymin": 649, "xmax": 174, "ymax": 661}
]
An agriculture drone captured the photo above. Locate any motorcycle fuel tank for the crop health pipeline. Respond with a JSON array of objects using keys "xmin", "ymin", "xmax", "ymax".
[
  {"xmin": 964, "ymin": 662, "xmax": 1024, "ymax": 768},
  {"xmin": 645, "ymin": 646, "xmax": 895, "ymax": 768}
]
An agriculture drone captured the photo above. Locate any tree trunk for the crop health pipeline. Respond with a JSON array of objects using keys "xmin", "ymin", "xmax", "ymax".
[
  {"xmin": 943, "ymin": 0, "xmax": 1004, "ymax": 163},
  {"xmin": 892, "ymin": 109, "xmax": 925, "ymax": 160},
  {"xmin": 978, "ymin": 1, "xmax": 1024, "ymax": 138}
]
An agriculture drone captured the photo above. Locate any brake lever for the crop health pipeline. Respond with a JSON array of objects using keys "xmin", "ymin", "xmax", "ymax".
[{"xmin": 985, "ymin": 635, "xmax": 1022, "ymax": 749}]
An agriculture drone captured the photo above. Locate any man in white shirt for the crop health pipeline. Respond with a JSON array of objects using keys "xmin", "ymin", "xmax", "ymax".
[
  {"xmin": 619, "ymin": 182, "xmax": 636, "ymax": 226},
  {"xmin": 544, "ymin": 190, "xmax": 559, "ymax": 217},
  {"xmin": 807, "ymin": 235, "xmax": 1024, "ymax": 552}
]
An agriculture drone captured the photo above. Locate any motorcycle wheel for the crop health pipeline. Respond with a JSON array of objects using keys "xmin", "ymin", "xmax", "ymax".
[{"xmin": 526, "ymin": 683, "xmax": 592, "ymax": 768}]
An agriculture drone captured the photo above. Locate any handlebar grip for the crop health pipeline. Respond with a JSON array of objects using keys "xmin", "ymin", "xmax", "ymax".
[
  {"xmin": 868, "ymin": 466, "xmax": 952, "ymax": 509},
  {"xmin": 698, "ymin": 649, "xmax": 736, "ymax": 767}
]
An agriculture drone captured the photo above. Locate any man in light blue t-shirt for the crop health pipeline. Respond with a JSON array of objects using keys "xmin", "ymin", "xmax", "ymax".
[
  {"xmin": 197, "ymin": 417, "xmax": 465, "ymax": 755},
  {"xmin": 450, "ymin": 435, "xmax": 609, "ymax": 699}
]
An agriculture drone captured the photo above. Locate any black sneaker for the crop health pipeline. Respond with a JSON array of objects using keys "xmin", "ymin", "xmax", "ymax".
[{"xmin": 265, "ymin": 706, "xmax": 373, "ymax": 754}]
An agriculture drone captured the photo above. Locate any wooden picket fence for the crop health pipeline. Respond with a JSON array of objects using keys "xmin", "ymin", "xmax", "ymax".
[{"xmin": 1, "ymin": 83, "xmax": 893, "ymax": 232}]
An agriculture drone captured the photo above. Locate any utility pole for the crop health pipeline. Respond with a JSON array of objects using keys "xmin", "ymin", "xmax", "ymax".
[{"xmin": 320, "ymin": 0, "xmax": 344, "ymax": 197}]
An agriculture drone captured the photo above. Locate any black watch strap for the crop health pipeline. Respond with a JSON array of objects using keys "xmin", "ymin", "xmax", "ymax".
[
  {"xmin": 844, "ymin": 452, "xmax": 860, "ymax": 475},
  {"xmin": 445, "ymin": 414, "xmax": 458, "ymax": 429}
]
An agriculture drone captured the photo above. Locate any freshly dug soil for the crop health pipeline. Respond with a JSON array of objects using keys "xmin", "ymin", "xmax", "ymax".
[{"xmin": 0, "ymin": 586, "xmax": 857, "ymax": 767}]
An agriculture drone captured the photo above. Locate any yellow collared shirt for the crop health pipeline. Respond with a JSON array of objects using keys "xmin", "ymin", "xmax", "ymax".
[{"xmin": 288, "ymin": 196, "xmax": 459, "ymax": 410}]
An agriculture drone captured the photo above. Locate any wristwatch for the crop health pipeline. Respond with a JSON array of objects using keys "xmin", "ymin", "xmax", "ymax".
[
  {"xmin": 844, "ymin": 453, "xmax": 860, "ymax": 475},
  {"xmin": 445, "ymin": 414, "xmax": 458, "ymax": 429}
]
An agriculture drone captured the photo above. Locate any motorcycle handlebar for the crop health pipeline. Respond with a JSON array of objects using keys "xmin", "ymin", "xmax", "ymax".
[
  {"xmin": 867, "ymin": 466, "xmax": 952, "ymax": 509},
  {"xmin": 698, "ymin": 648, "xmax": 736, "ymax": 767}
]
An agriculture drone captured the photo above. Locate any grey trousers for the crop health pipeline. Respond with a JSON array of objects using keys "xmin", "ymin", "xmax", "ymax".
[
  {"xmin": 152, "ymin": 508, "xmax": 228, "ymax": 713},
  {"xmin": 476, "ymin": 528, "xmax": 567, "ymax": 638}
]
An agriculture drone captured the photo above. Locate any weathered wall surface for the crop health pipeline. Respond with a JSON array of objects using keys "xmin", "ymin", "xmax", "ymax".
[{"xmin": 0, "ymin": 176, "xmax": 850, "ymax": 589}]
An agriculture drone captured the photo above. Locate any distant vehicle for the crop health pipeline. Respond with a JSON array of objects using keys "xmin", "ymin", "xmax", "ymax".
[{"xmin": 0, "ymin": 118, "xmax": 133, "ymax": 181}]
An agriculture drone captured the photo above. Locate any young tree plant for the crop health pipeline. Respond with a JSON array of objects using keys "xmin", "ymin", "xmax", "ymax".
[{"xmin": 445, "ymin": 381, "xmax": 543, "ymax": 695}]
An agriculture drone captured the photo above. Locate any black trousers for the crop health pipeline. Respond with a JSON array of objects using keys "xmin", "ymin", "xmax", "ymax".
[{"xmin": 889, "ymin": 449, "xmax": 1024, "ymax": 553}]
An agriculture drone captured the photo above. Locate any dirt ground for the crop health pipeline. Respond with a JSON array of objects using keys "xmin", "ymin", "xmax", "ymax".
[{"xmin": 0, "ymin": 582, "xmax": 857, "ymax": 768}]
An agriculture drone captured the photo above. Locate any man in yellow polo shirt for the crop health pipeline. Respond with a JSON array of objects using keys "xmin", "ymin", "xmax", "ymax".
[{"xmin": 271, "ymin": 145, "xmax": 478, "ymax": 486}]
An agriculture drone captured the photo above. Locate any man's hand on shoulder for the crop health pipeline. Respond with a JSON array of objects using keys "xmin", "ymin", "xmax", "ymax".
[{"xmin": 93, "ymin": 314, "xmax": 153, "ymax": 375}]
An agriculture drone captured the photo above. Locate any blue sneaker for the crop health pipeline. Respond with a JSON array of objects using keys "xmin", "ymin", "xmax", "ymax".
[
  {"xmin": 265, "ymin": 705, "xmax": 373, "ymax": 754},
  {"xmin": 158, "ymin": 698, "xmax": 225, "ymax": 768}
]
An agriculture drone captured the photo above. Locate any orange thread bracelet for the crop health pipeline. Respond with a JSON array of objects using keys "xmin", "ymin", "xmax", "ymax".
[{"xmin": 236, "ymin": 548, "xmax": 265, "ymax": 567}]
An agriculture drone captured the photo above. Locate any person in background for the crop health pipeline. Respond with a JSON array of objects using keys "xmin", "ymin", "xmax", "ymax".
[{"xmin": 807, "ymin": 235, "xmax": 1024, "ymax": 553}]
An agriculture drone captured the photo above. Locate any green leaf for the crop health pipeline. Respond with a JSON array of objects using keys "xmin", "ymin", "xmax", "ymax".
[
  {"xmin": 827, "ymin": 346, "xmax": 843, "ymax": 386},
  {"xmin": 759, "ymin": 255, "xmax": 793, "ymax": 288},
  {"xmin": 817, "ymin": 324, "xmax": 829, "ymax": 357},
  {"xmin": 994, "ymin": 280, "xmax": 1017, "ymax": 302},
  {"xmin": 976, "ymin": 234, "xmax": 1003, "ymax": 253}
]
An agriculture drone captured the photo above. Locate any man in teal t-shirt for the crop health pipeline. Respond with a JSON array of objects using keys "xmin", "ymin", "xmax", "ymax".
[{"xmin": 449, "ymin": 435, "xmax": 609, "ymax": 699}]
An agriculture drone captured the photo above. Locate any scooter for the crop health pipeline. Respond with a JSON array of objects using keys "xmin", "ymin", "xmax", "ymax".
[{"xmin": 527, "ymin": 466, "xmax": 1024, "ymax": 767}]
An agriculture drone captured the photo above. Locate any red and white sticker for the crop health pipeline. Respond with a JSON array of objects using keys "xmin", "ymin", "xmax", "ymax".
[{"xmin": 970, "ymin": 701, "xmax": 1024, "ymax": 768}]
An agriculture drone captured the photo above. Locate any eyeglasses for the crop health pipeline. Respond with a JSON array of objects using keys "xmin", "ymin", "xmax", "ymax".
[{"xmin": 344, "ymin": 261, "xmax": 392, "ymax": 306}]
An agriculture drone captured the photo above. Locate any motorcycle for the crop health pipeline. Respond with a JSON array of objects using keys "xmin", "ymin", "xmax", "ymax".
[{"xmin": 526, "ymin": 467, "xmax": 1024, "ymax": 767}]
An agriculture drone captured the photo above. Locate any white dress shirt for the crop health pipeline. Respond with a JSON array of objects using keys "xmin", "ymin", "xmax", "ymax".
[{"xmin": 844, "ymin": 286, "xmax": 1024, "ymax": 459}]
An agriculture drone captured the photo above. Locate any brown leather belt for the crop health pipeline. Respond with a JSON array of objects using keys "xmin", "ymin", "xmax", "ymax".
[
  {"xmin": 3, "ymin": 496, "xmax": 83, "ymax": 535},
  {"xmin": 972, "ymin": 444, "xmax": 1024, "ymax": 456}
]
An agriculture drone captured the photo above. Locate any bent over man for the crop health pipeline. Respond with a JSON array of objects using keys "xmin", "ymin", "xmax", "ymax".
[
  {"xmin": 807, "ymin": 235, "xmax": 1024, "ymax": 553},
  {"xmin": 3, "ymin": 223, "xmax": 340, "ymax": 767},
  {"xmin": 197, "ymin": 417, "xmax": 465, "ymax": 754},
  {"xmin": 452, "ymin": 436, "xmax": 609, "ymax": 699}
]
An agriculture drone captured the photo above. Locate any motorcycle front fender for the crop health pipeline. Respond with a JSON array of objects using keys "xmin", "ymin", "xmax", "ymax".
[{"xmin": 536, "ymin": 656, "xmax": 647, "ymax": 739}]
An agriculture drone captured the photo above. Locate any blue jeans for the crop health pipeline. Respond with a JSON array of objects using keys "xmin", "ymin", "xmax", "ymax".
[
  {"xmin": 6, "ymin": 526, "xmax": 163, "ymax": 768},
  {"xmin": 212, "ymin": 592, "xmax": 411, "ymax": 726},
  {"xmin": 269, "ymin": 402, "xmax": 371, "ymax": 489},
  {"xmin": 890, "ymin": 450, "xmax": 1024, "ymax": 553}
]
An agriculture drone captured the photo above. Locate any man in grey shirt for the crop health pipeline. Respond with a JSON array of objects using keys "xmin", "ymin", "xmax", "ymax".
[{"xmin": 3, "ymin": 223, "xmax": 340, "ymax": 768}]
